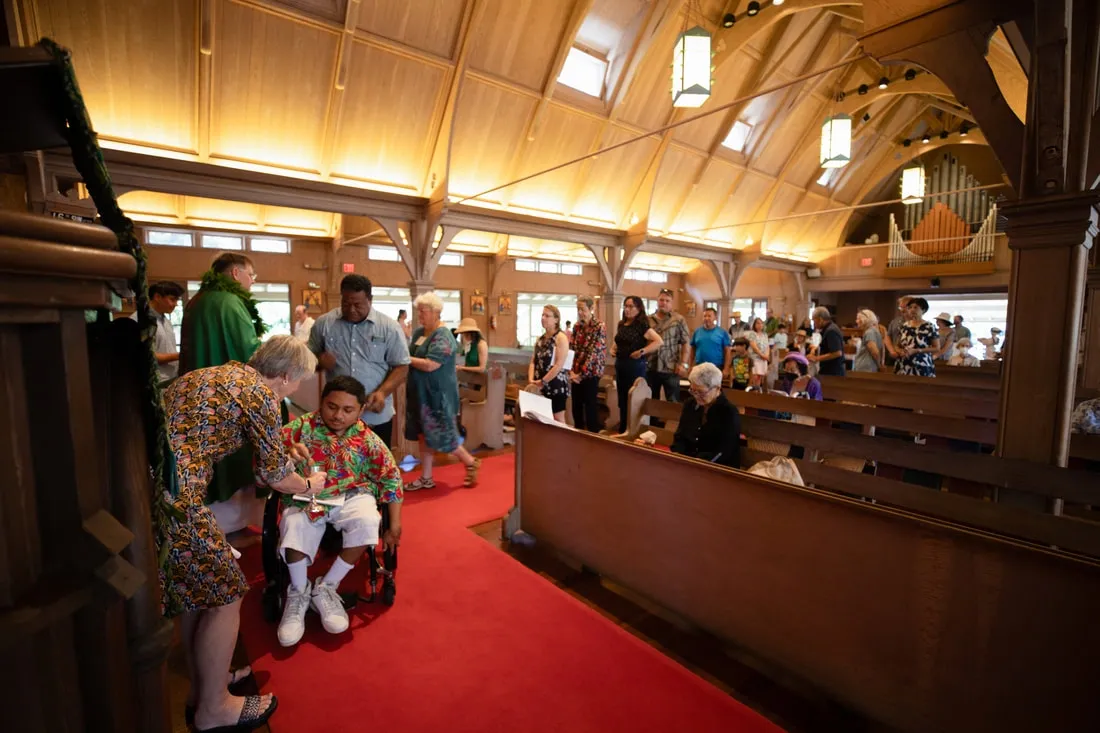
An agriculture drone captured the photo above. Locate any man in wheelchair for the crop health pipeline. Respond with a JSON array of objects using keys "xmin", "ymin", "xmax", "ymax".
[{"xmin": 278, "ymin": 375, "xmax": 403, "ymax": 647}]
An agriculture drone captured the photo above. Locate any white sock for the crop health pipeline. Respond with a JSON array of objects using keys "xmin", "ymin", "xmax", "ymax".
[
  {"xmin": 322, "ymin": 557, "xmax": 355, "ymax": 588},
  {"xmin": 287, "ymin": 558, "xmax": 309, "ymax": 591}
]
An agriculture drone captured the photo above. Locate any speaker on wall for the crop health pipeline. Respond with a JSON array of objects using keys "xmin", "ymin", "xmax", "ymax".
[{"xmin": 806, "ymin": 267, "xmax": 822, "ymax": 278}]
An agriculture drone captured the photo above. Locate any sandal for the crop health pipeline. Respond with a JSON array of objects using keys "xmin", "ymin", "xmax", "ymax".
[
  {"xmin": 195, "ymin": 694, "xmax": 278, "ymax": 732},
  {"xmin": 404, "ymin": 477, "xmax": 435, "ymax": 491},
  {"xmin": 185, "ymin": 667, "xmax": 254, "ymax": 725},
  {"xmin": 463, "ymin": 459, "xmax": 482, "ymax": 488}
]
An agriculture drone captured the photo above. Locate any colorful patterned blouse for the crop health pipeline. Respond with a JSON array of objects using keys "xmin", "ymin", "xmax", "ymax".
[
  {"xmin": 570, "ymin": 318, "xmax": 607, "ymax": 379},
  {"xmin": 281, "ymin": 412, "xmax": 403, "ymax": 517}
]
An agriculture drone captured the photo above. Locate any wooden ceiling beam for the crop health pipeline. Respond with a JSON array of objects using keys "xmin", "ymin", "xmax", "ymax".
[
  {"xmin": 198, "ymin": 0, "xmax": 215, "ymax": 161},
  {"xmin": 711, "ymin": 0, "xmax": 861, "ymax": 73},
  {"xmin": 318, "ymin": 0, "xmax": 363, "ymax": 179},
  {"xmin": 834, "ymin": 74, "xmax": 958, "ymax": 116}
]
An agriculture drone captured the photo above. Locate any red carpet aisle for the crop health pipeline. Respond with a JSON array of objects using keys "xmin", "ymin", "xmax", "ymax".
[{"xmin": 237, "ymin": 455, "xmax": 782, "ymax": 733}]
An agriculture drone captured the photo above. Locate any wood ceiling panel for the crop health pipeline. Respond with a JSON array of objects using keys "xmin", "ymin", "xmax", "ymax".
[
  {"xmin": 262, "ymin": 204, "xmax": 335, "ymax": 234},
  {"xmin": 711, "ymin": 171, "xmax": 771, "ymax": 235},
  {"xmin": 509, "ymin": 105, "xmax": 606, "ymax": 214},
  {"xmin": 33, "ymin": 0, "xmax": 198, "ymax": 152},
  {"xmin": 330, "ymin": 41, "xmax": 447, "ymax": 190},
  {"xmin": 750, "ymin": 95, "xmax": 821, "ymax": 177},
  {"xmin": 357, "ymin": 0, "xmax": 466, "ymax": 59},
  {"xmin": 467, "ymin": 0, "xmax": 576, "ymax": 90},
  {"xmin": 648, "ymin": 147, "xmax": 705, "ymax": 232},
  {"xmin": 616, "ymin": 17, "xmax": 680, "ymax": 130},
  {"xmin": 669, "ymin": 159, "xmax": 740, "ymax": 235},
  {"xmin": 211, "ymin": 1, "xmax": 338, "ymax": 172},
  {"xmin": 449, "ymin": 78, "xmax": 538, "ymax": 199},
  {"xmin": 761, "ymin": 185, "xmax": 806, "ymax": 244},
  {"xmin": 184, "ymin": 195, "xmax": 263, "ymax": 225},
  {"xmin": 571, "ymin": 125, "xmax": 659, "ymax": 224},
  {"xmin": 270, "ymin": 0, "xmax": 346, "ymax": 23}
]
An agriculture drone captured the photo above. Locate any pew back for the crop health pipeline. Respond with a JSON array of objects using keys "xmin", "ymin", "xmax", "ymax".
[{"xmin": 458, "ymin": 364, "xmax": 507, "ymax": 450}]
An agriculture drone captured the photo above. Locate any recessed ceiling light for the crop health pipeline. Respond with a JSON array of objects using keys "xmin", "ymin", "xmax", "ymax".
[
  {"xmin": 904, "ymin": 68, "xmax": 917, "ymax": 81},
  {"xmin": 722, "ymin": 13, "xmax": 736, "ymax": 27},
  {"xmin": 773, "ymin": 0, "xmax": 785, "ymax": 5},
  {"xmin": 747, "ymin": 2, "xmax": 761, "ymax": 16},
  {"xmin": 959, "ymin": 124, "xmax": 970, "ymax": 137},
  {"xmin": 878, "ymin": 77, "xmax": 889, "ymax": 90},
  {"xmin": 858, "ymin": 84, "xmax": 868, "ymax": 95},
  {"xmin": 902, "ymin": 139, "xmax": 911, "ymax": 147},
  {"xmin": 921, "ymin": 133, "xmax": 931, "ymax": 144}
]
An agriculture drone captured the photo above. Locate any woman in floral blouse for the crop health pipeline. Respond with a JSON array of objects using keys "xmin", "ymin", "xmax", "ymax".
[{"xmin": 569, "ymin": 295, "xmax": 607, "ymax": 431}]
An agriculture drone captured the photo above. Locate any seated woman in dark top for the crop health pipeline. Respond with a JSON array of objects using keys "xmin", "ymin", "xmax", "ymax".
[{"xmin": 670, "ymin": 363, "xmax": 740, "ymax": 468}]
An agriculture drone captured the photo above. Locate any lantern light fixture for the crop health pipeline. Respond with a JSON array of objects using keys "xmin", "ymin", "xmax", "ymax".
[
  {"xmin": 747, "ymin": 1, "xmax": 761, "ymax": 16},
  {"xmin": 878, "ymin": 77, "xmax": 889, "ymax": 90},
  {"xmin": 900, "ymin": 163, "xmax": 926, "ymax": 205},
  {"xmin": 671, "ymin": 25, "xmax": 712, "ymax": 108},
  {"xmin": 722, "ymin": 13, "xmax": 735, "ymax": 27},
  {"xmin": 820, "ymin": 114, "xmax": 852, "ymax": 169}
]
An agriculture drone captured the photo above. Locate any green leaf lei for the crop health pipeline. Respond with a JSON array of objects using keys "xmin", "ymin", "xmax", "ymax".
[{"xmin": 198, "ymin": 269, "xmax": 268, "ymax": 337}]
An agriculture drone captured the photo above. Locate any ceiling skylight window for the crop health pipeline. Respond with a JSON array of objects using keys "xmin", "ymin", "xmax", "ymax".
[
  {"xmin": 721, "ymin": 121, "xmax": 752, "ymax": 152},
  {"xmin": 558, "ymin": 47, "xmax": 608, "ymax": 98},
  {"xmin": 817, "ymin": 168, "xmax": 838, "ymax": 187}
]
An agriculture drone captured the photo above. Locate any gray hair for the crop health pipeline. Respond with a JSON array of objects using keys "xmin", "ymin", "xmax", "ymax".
[
  {"xmin": 812, "ymin": 306, "xmax": 832, "ymax": 322},
  {"xmin": 248, "ymin": 334, "xmax": 317, "ymax": 382},
  {"xmin": 576, "ymin": 294, "xmax": 595, "ymax": 310},
  {"xmin": 413, "ymin": 291, "xmax": 444, "ymax": 313},
  {"xmin": 688, "ymin": 362, "xmax": 723, "ymax": 391},
  {"xmin": 857, "ymin": 309, "xmax": 879, "ymax": 327}
]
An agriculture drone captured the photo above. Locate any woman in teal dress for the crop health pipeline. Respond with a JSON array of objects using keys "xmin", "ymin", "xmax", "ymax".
[{"xmin": 404, "ymin": 292, "xmax": 482, "ymax": 490}]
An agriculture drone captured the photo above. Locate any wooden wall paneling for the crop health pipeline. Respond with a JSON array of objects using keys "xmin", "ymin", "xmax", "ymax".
[
  {"xmin": 330, "ymin": 39, "xmax": 448, "ymax": 189},
  {"xmin": 212, "ymin": 0, "xmax": 340, "ymax": 172},
  {"xmin": 466, "ymin": 0, "xmax": 575, "ymax": 91},
  {"xmin": 356, "ymin": 0, "xmax": 467, "ymax": 59},
  {"xmin": 516, "ymin": 420, "xmax": 1100, "ymax": 733},
  {"xmin": 32, "ymin": 0, "xmax": 199, "ymax": 153}
]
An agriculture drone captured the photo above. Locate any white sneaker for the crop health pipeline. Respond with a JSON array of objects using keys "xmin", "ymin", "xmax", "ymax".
[
  {"xmin": 311, "ymin": 581, "xmax": 349, "ymax": 634},
  {"xmin": 278, "ymin": 581, "xmax": 311, "ymax": 647}
]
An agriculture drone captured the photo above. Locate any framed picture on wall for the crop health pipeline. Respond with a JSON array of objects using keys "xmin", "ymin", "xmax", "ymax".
[
  {"xmin": 498, "ymin": 294, "xmax": 513, "ymax": 315},
  {"xmin": 470, "ymin": 293, "xmax": 486, "ymax": 315},
  {"xmin": 302, "ymin": 288, "xmax": 323, "ymax": 309},
  {"xmin": 685, "ymin": 301, "xmax": 697, "ymax": 318}
]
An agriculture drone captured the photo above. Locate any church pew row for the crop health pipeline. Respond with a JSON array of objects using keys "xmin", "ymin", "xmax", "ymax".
[
  {"xmin": 510, "ymin": 418, "xmax": 1100, "ymax": 733},
  {"xmin": 457, "ymin": 365, "xmax": 506, "ymax": 450},
  {"xmin": 620, "ymin": 384, "xmax": 1100, "ymax": 556},
  {"xmin": 849, "ymin": 365, "xmax": 1001, "ymax": 391}
]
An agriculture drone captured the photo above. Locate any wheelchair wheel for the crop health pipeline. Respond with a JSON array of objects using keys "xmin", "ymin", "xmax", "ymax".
[
  {"xmin": 262, "ymin": 583, "xmax": 284, "ymax": 623},
  {"xmin": 381, "ymin": 577, "xmax": 396, "ymax": 606}
]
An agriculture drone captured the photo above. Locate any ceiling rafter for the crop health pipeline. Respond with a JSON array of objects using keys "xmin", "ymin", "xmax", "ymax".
[
  {"xmin": 498, "ymin": 0, "xmax": 596, "ymax": 207},
  {"xmin": 318, "ymin": 0, "xmax": 363, "ymax": 178},
  {"xmin": 198, "ymin": 0, "xmax": 215, "ymax": 160},
  {"xmin": 711, "ymin": 0, "xmax": 861, "ymax": 72},
  {"xmin": 834, "ymin": 75, "xmax": 958, "ymax": 116},
  {"xmin": 423, "ymin": 0, "xmax": 483, "ymax": 202}
]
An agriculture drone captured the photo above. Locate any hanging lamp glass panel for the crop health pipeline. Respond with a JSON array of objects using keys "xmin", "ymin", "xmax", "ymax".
[
  {"xmin": 819, "ymin": 114, "xmax": 852, "ymax": 168},
  {"xmin": 900, "ymin": 163, "xmax": 926, "ymax": 204},
  {"xmin": 671, "ymin": 26, "xmax": 711, "ymax": 108}
]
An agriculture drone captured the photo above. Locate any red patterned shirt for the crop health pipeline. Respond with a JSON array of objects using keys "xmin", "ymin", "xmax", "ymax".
[
  {"xmin": 281, "ymin": 412, "xmax": 403, "ymax": 515},
  {"xmin": 570, "ymin": 318, "xmax": 607, "ymax": 380}
]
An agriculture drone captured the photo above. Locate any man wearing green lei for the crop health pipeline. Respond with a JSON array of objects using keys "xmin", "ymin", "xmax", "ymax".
[{"xmin": 180, "ymin": 252, "xmax": 268, "ymax": 504}]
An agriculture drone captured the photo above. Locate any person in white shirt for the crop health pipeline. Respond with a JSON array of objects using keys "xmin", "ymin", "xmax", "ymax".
[
  {"xmin": 130, "ymin": 280, "xmax": 183, "ymax": 383},
  {"xmin": 293, "ymin": 305, "xmax": 314, "ymax": 342}
]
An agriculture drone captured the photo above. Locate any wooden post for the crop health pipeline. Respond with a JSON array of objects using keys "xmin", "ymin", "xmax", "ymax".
[
  {"xmin": 997, "ymin": 194, "xmax": 1097, "ymax": 474},
  {"xmin": 1081, "ymin": 252, "xmax": 1100, "ymax": 390}
]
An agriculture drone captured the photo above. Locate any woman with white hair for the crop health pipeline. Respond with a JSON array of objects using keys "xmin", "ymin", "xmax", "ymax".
[
  {"xmin": 163, "ymin": 335, "xmax": 324, "ymax": 732},
  {"xmin": 669, "ymin": 363, "xmax": 741, "ymax": 468},
  {"xmin": 405, "ymin": 291, "xmax": 480, "ymax": 490},
  {"xmin": 852, "ymin": 309, "xmax": 883, "ymax": 372}
]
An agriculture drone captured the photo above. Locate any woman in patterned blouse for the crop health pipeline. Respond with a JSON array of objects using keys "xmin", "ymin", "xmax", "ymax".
[
  {"xmin": 163, "ymin": 335, "xmax": 323, "ymax": 732},
  {"xmin": 569, "ymin": 295, "xmax": 607, "ymax": 431},
  {"xmin": 529, "ymin": 304, "xmax": 572, "ymax": 422}
]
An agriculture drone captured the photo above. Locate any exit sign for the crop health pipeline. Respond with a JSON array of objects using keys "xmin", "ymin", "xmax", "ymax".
[
  {"xmin": 860, "ymin": 257, "xmax": 873, "ymax": 267},
  {"xmin": 342, "ymin": 263, "xmax": 355, "ymax": 273}
]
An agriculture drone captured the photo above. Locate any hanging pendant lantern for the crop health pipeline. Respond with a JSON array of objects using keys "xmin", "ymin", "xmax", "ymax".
[
  {"xmin": 900, "ymin": 162, "xmax": 926, "ymax": 205},
  {"xmin": 671, "ymin": 26, "xmax": 712, "ymax": 108},
  {"xmin": 819, "ymin": 114, "xmax": 852, "ymax": 168}
]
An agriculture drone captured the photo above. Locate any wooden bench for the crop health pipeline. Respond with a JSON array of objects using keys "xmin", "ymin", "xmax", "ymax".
[
  {"xmin": 457, "ymin": 364, "xmax": 506, "ymax": 450},
  {"xmin": 510, "ymin": 419, "xmax": 1100, "ymax": 733},
  {"xmin": 846, "ymin": 366, "xmax": 1001, "ymax": 391}
]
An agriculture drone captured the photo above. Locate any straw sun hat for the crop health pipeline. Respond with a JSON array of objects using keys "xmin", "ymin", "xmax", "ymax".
[{"xmin": 455, "ymin": 317, "xmax": 481, "ymax": 335}]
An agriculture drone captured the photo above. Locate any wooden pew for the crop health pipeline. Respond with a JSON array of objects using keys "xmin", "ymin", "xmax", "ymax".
[
  {"xmin": 819, "ymin": 375, "xmax": 999, "ymax": 419},
  {"xmin": 511, "ymin": 419, "xmax": 1100, "ymax": 733},
  {"xmin": 458, "ymin": 364, "xmax": 506, "ymax": 450},
  {"xmin": 847, "ymin": 366, "xmax": 1000, "ymax": 391}
]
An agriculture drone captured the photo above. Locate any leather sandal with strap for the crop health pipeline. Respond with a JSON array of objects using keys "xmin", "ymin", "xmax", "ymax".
[
  {"xmin": 463, "ymin": 459, "xmax": 482, "ymax": 488},
  {"xmin": 195, "ymin": 694, "xmax": 278, "ymax": 733},
  {"xmin": 404, "ymin": 476, "xmax": 435, "ymax": 491}
]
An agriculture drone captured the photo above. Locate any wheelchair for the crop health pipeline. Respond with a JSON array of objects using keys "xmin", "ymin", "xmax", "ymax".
[{"xmin": 260, "ymin": 491, "xmax": 397, "ymax": 623}]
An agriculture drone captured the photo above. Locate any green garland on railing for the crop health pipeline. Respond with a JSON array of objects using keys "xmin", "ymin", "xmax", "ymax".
[{"xmin": 39, "ymin": 38, "xmax": 182, "ymax": 566}]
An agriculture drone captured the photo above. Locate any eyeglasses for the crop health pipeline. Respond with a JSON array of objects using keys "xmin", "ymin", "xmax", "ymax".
[{"xmin": 659, "ymin": 288, "xmax": 674, "ymax": 296}]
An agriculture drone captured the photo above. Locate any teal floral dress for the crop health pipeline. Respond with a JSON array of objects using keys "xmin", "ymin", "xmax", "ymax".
[{"xmin": 405, "ymin": 325, "xmax": 462, "ymax": 452}]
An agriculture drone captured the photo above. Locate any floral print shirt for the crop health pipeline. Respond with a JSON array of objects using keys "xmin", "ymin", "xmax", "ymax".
[
  {"xmin": 570, "ymin": 318, "xmax": 607, "ymax": 379},
  {"xmin": 281, "ymin": 412, "xmax": 403, "ymax": 516}
]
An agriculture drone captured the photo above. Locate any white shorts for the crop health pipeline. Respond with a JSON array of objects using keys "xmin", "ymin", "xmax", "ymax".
[
  {"xmin": 278, "ymin": 493, "xmax": 381, "ymax": 564},
  {"xmin": 751, "ymin": 358, "xmax": 768, "ymax": 376}
]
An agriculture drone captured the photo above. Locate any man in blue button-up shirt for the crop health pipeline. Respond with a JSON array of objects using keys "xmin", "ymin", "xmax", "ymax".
[{"xmin": 308, "ymin": 275, "xmax": 411, "ymax": 446}]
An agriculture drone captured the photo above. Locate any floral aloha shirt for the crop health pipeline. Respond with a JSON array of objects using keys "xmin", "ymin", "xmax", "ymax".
[{"xmin": 281, "ymin": 412, "xmax": 404, "ymax": 517}]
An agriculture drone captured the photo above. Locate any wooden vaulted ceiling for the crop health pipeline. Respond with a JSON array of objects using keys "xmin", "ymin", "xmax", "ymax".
[{"xmin": 15, "ymin": 0, "xmax": 1026, "ymax": 262}]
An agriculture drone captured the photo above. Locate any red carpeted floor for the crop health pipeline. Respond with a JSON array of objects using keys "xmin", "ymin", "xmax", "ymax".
[{"xmin": 237, "ymin": 455, "xmax": 783, "ymax": 733}]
